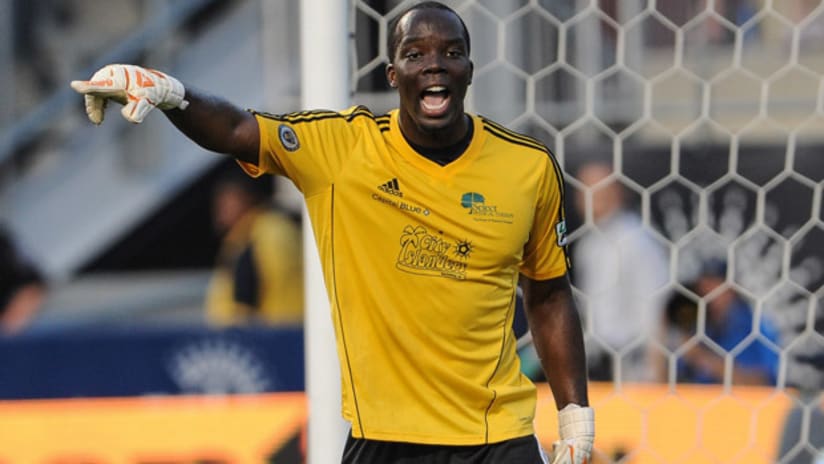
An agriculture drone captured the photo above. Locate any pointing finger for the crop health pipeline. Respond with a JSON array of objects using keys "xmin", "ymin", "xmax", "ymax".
[{"xmin": 70, "ymin": 79, "xmax": 126, "ymax": 98}]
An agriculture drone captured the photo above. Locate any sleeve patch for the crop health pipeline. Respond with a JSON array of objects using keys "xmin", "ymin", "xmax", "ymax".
[
  {"xmin": 278, "ymin": 124, "xmax": 300, "ymax": 151},
  {"xmin": 556, "ymin": 220, "xmax": 568, "ymax": 247}
]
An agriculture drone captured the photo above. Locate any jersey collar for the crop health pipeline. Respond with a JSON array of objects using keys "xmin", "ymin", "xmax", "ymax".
[{"xmin": 388, "ymin": 109, "xmax": 485, "ymax": 179}]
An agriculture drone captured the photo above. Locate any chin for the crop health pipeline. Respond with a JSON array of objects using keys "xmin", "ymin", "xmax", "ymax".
[
  {"xmin": 416, "ymin": 110, "xmax": 460, "ymax": 133},
  {"xmin": 417, "ymin": 119, "xmax": 450, "ymax": 134}
]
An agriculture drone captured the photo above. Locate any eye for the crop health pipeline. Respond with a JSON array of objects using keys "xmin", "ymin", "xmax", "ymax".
[
  {"xmin": 405, "ymin": 51, "xmax": 422, "ymax": 60},
  {"xmin": 446, "ymin": 49, "xmax": 464, "ymax": 58}
]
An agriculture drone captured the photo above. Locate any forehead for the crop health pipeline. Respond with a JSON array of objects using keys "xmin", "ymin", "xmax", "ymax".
[{"xmin": 396, "ymin": 8, "xmax": 466, "ymax": 46}]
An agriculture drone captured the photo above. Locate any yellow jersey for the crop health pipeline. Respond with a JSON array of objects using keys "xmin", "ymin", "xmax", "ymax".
[{"xmin": 239, "ymin": 106, "xmax": 569, "ymax": 445}]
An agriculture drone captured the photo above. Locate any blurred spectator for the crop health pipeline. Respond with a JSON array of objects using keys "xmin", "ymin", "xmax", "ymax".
[
  {"xmin": 572, "ymin": 160, "xmax": 670, "ymax": 383},
  {"xmin": 673, "ymin": 258, "xmax": 780, "ymax": 385},
  {"xmin": 0, "ymin": 226, "xmax": 47, "ymax": 335},
  {"xmin": 205, "ymin": 171, "xmax": 304, "ymax": 327}
]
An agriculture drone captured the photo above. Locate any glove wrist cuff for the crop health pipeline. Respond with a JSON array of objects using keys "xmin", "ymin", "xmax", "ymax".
[
  {"xmin": 558, "ymin": 403, "xmax": 595, "ymax": 440},
  {"xmin": 160, "ymin": 74, "xmax": 189, "ymax": 111}
]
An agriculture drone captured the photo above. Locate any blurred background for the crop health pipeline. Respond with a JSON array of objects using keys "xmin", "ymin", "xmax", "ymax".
[{"xmin": 0, "ymin": 0, "xmax": 823, "ymax": 462}]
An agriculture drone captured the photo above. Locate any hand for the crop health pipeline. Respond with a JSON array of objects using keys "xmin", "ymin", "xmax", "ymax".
[
  {"xmin": 70, "ymin": 64, "xmax": 188, "ymax": 124},
  {"xmin": 549, "ymin": 403, "xmax": 595, "ymax": 464}
]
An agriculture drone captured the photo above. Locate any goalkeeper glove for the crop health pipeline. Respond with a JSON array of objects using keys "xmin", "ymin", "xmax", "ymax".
[
  {"xmin": 549, "ymin": 403, "xmax": 595, "ymax": 464},
  {"xmin": 70, "ymin": 64, "xmax": 189, "ymax": 124}
]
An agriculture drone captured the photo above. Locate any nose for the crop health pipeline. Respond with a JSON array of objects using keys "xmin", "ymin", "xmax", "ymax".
[{"xmin": 422, "ymin": 53, "xmax": 446, "ymax": 74}]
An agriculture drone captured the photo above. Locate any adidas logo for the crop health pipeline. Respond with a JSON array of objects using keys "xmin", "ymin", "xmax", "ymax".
[{"xmin": 378, "ymin": 178, "xmax": 403, "ymax": 197}]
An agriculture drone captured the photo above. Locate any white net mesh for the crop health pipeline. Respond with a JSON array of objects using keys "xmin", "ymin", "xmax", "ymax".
[{"xmin": 351, "ymin": 0, "xmax": 824, "ymax": 462}]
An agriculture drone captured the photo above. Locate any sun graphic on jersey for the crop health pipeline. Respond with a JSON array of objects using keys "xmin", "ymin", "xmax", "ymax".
[{"xmin": 454, "ymin": 239, "xmax": 473, "ymax": 259}]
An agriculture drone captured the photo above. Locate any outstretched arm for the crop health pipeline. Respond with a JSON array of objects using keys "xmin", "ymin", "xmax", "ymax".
[
  {"xmin": 71, "ymin": 64, "xmax": 259, "ymax": 164},
  {"xmin": 521, "ymin": 273, "xmax": 593, "ymax": 464},
  {"xmin": 163, "ymin": 89, "xmax": 259, "ymax": 164}
]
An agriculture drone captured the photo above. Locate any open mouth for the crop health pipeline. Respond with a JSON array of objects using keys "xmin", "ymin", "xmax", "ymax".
[{"xmin": 420, "ymin": 85, "xmax": 451, "ymax": 117}]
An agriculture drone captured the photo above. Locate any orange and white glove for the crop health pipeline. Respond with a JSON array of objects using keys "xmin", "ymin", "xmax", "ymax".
[
  {"xmin": 70, "ymin": 64, "xmax": 188, "ymax": 124},
  {"xmin": 550, "ymin": 403, "xmax": 595, "ymax": 464}
]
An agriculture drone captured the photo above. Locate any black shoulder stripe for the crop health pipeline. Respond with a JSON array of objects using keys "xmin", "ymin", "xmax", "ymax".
[
  {"xmin": 483, "ymin": 125, "xmax": 548, "ymax": 155},
  {"xmin": 341, "ymin": 106, "xmax": 378, "ymax": 120},
  {"xmin": 284, "ymin": 110, "xmax": 339, "ymax": 122},
  {"xmin": 482, "ymin": 121, "xmax": 547, "ymax": 153},
  {"xmin": 547, "ymin": 150, "xmax": 566, "ymax": 214},
  {"xmin": 481, "ymin": 117, "xmax": 547, "ymax": 146},
  {"xmin": 482, "ymin": 126, "xmax": 547, "ymax": 154},
  {"xmin": 254, "ymin": 109, "xmax": 337, "ymax": 122},
  {"xmin": 253, "ymin": 106, "xmax": 376, "ymax": 125}
]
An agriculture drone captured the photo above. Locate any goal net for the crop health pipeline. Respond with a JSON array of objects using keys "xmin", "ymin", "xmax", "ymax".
[{"xmin": 351, "ymin": 0, "xmax": 824, "ymax": 462}]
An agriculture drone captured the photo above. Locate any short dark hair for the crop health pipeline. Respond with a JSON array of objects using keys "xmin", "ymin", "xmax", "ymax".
[{"xmin": 386, "ymin": 1, "xmax": 470, "ymax": 64}]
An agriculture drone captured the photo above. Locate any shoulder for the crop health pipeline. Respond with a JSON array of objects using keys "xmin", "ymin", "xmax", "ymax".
[
  {"xmin": 252, "ymin": 105, "xmax": 382, "ymax": 126},
  {"xmin": 477, "ymin": 115, "xmax": 555, "ymax": 160},
  {"xmin": 476, "ymin": 115, "xmax": 565, "ymax": 187}
]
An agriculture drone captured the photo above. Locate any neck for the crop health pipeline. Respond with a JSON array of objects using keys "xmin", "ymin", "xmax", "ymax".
[{"xmin": 402, "ymin": 117, "xmax": 474, "ymax": 166}]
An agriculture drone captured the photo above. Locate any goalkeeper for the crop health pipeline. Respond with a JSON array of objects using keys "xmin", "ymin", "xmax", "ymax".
[{"xmin": 71, "ymin": 2, "xmax": 593, "ymax": 462}]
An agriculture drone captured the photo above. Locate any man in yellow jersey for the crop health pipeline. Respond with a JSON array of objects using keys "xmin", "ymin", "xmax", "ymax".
[{"xmin": 70, "ymin": 2, "xmax": 594, "ymax": 462}]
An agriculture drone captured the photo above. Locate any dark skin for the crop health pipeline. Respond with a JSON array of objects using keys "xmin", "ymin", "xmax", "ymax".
[
  {"xmin": 386, "ymin": 8, "xmax": 472, "ymax": 148},
  {"xmin": 160, "ymin": 6, "xmax": 588, "ymax": 411},
  {"xmin": 163, "ymin": 92, "xmax": 259, "ymax": 165},
  {"xmin": 521, "ymin": 275, "xmax": 589, "ymax": 408}
]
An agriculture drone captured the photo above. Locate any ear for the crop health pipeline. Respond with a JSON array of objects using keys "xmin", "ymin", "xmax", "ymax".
[
  {"xmin": 386, "ymin": 63, "xmax": 397, "ymax": 88},
  {"xmin": 467, "ymin": 60, "xmax": 474, "ymax": 86}
]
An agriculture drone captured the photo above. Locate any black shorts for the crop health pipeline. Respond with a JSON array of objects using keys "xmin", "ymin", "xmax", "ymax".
[{"xmin": 341, "ymin": 433, "xmax": 549, "ymax": 464}]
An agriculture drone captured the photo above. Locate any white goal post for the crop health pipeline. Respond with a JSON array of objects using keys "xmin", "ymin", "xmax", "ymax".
[{"xmin": 300, "ymin": 1, "xmax": 351, "ymax": 463}]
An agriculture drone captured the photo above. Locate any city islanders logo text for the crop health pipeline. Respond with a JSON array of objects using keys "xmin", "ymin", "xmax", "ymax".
[
  {"xmin": 396, "ymin": 225, "xmax": 471, "ymax": 280},
  {"xmin": 461, "ymin": 192, "xmax": 514, "ymax": 224}
]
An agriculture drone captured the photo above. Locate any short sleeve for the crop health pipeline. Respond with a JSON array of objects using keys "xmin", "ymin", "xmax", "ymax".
[
  {"xmin": 519, "ymin": 155, "xmax": 570, "ymax": 280},
  {"xmin": 237, "ymin": 107, "xmax": 369, "ymax": 198}
]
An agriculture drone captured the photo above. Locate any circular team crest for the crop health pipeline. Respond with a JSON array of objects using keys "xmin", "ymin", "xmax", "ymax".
[{"xmin": 278, "ymin": 124, "xmax": 300, "ymax": 151}]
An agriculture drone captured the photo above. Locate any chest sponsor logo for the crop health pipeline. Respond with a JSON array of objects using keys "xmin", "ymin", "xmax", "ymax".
[
  {"xmin": 396, "ymin": 225, "xmax": 472, "ymax": 280},
  {"xmin": 460, "ymin": 192, "xmax": 514, "ymax": 224}
]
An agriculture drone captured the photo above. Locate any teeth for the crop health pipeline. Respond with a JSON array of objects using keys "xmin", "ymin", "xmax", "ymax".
[
  {"xmin": 426, "ymin": 86, "xmax": 446, "ymax": 92},
  {"xmin": 422, "ymin": 98, "xmax": 448, "ymax": 112}
]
